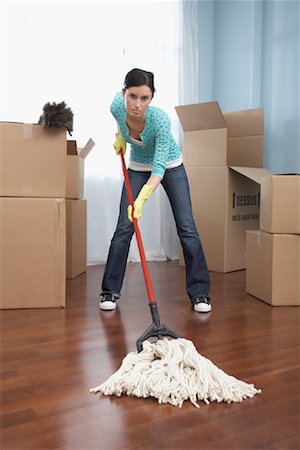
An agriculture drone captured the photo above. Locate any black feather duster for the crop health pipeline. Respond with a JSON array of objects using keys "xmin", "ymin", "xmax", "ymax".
[{"xmin": 38, "ymin": 101, "xmax": 74, "ymax": 136}]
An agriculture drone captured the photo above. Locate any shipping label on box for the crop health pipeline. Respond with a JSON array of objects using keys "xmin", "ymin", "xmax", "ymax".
[
  {"xmin": 226, "ymin": 169, "xmax": 262, "ymax": 271},
  {"xmin": 0, "ymin": 122, "xmax": 66, "ymax": 197}
]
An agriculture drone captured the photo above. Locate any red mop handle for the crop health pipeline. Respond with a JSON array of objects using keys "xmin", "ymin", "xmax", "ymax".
[{"xmin": 120, "ymin": 151, "xmax": 155, "ymax": 303}]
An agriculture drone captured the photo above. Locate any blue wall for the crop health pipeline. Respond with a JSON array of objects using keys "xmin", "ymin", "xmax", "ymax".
[{"xmin": 197, "ymin": 0, "xmax": 300, "ymax": 173}]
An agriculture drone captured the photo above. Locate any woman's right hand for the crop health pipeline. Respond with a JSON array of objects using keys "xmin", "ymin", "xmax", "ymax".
[{"xmin": 113, "ymin": 127, "xmax": 126, "ymax": 155}]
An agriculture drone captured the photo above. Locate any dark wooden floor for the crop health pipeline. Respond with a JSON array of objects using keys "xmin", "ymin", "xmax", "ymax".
[{"xmin": 1, "ymin": 262, "xmax": 299, "ymax": 450}]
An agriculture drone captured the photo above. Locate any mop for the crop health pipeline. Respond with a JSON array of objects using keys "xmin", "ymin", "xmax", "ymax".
[{"xmin": 90, "ymin": 152, "xmax": 261, "ymax": 408}]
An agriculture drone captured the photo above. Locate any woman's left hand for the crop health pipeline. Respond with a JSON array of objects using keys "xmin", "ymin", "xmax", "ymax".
[{"xmin": 127, "ymin": 184, "xmax": 154, "ymax": 222}]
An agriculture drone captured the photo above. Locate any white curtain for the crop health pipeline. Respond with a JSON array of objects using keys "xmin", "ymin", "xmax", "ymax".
[
  {"xmin": 84, "ymin": 0, "xmax": 181, "ymax": 265},
  {"xmin": 178, "ymin": 0, "xmax": 199, "ymax": 105},
  {"xmin": 1, "ymin": 0, "xmax": 184, "ymax": 265}
]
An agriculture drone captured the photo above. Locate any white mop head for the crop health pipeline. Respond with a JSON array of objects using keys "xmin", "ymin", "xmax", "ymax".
[{"xmin": 90, "ymin": 338, "xmax": 261, "ymax": 408}]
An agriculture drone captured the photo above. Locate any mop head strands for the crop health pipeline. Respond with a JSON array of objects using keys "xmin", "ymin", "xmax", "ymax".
[{"xmin": 90, "ymin": 338, "xmax": 261, "ymax": 408}]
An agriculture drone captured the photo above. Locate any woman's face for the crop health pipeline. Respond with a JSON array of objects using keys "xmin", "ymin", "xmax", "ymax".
[{"xmin": 123, "ymin": 85, "xmax": 153, "ymax": 120}]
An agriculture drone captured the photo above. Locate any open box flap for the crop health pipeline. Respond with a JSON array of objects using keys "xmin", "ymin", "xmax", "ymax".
[
  {"xmin": 175, "ymin": 101, "xmax": 226, "ymax": 131},
  {"xmin": 230, "ymin": 166, "xmax": 271, "ymax": 184},
  {"xmin": 77, "ymin": 138, "xmax": 95, "ymax": 159},
  {"xmin": 224, "ymin": 108, "xmax": 264, "ymax": 138}
]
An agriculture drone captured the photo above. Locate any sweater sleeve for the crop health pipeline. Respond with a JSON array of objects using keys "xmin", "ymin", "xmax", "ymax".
[
  {"xmin": 110, "ymin": 91, "xmax": 129, "ymax": 143},
  {"xmin": 110, "ymin": 92, "xmax": 125, "ymax": 123},
  {"xmin": 151, "ymin": 110, "xmax": 171, "ymax": 178}
]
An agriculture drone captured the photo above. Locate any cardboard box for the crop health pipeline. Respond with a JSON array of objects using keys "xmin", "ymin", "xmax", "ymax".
[
  {"xmin": 66, "ymin": 139, "xmax": 95, "ymax": 199},
  {"xmin": 179, "ymin": 166, "xmax": 271, "ymax": 272},
  {"xmin": 246, "ymin": 230, "xmax": 300, "ymax": 306},
  {"xmin": 0, "ymin": 122, "xmax": 66, "ymax": 197},
  {"xmin": 175, "ymin": 102, "xmax": 264, "ymax": 168},
  {"xmin": 260, "ymin": 174, "xmax": 300, "ymax": 234},
  {"xmin": 66, "ymin": 199, "xmax": 87, "ymax": 279},
  {"xmin": 0, "ymin": 198, "xmax": 66, "ymax": 309}
]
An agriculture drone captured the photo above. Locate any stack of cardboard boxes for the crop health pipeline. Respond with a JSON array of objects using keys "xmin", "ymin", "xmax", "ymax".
[
  {"xmin": 0, "ymin": 122, "xmax": 92, "ymax": 309},
  {"xmin": 175, "ymin": 101, "xmax": 269, "ymax": 273},
  {"xmin": 0, "ymin": 122, "xmax": 67, "ymax": 308},
  {"xmin": 246, "ymin": 174, "xmax": 300, "ymax": 306},
  {"xmin": 175, "ymin": 101, "xmax": 299, "ymax": 307}
]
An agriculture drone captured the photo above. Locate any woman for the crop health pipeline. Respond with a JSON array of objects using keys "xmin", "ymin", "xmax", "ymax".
[{"xmin": 99, "ymin": 68, "xmax": 211, "ymax": 313}]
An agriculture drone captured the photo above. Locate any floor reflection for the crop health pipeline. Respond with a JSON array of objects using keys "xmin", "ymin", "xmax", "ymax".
[{"xmin": 98, "ymin": 308, "xmax": 128, "ymax": 371}]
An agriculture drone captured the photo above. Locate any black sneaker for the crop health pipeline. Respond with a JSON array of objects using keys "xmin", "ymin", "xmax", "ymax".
[
  {"xmin": 192, "ymin": 296, "xmax": 212, "ymax": 313},
  {"xmin": 99, "ymin": 293, "xmax": 118, "ymax": 311}
]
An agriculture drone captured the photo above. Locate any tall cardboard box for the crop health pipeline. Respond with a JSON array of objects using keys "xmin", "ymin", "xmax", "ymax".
[
  {"xmin": 260, "ymin": 174, "xmax": 300, "ymax": 234},
  {"xmin": 246, "ymin": 230, "xmax": 300, "ymax": 306},
  {"xmin": 66, "ymin": 199, "xmax": 87, "ymax": 279},
  {"xmin": 176, "ymin": 100, "xmax": 267, "ymax": 273},
  {"xmin": 0, "ymin": 198, "xmax": 66, "ymax": 309},
  {"xmin": 0, "ymin": 122, "xmax": 66, "ymax": 197},
  {"xmin": 66, "ymin": 139, "xmax": 95, "ymax": 199}
]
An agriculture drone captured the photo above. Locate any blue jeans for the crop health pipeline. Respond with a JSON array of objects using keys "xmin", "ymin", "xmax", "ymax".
[{"xmin": 101, "ymin": 164, "xmax": 210, "ymax": 303}]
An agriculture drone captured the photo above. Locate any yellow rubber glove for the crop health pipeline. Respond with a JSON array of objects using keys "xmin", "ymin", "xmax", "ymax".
[
  {"xmin": 113, "ymin": 126, "xmax": 126, "ymax": 155},
  {"xmin": 128, "ymin": 184, "xmax": 154, "ymax": 222}
]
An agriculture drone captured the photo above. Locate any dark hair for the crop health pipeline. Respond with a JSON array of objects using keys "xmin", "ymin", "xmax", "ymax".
[{"xmin": 124, "ymin": 68, "xmax": 155, "ymax": 96}]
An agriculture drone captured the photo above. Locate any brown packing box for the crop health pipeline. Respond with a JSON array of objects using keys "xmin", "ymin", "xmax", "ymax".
[
  {"xmin": 66, "ymin": 153, "xmax": 84, "ymax": 199},
  {"xmin": 260, "ymin": 174, "xmax": 300, "ymax": 234},
  {"xmin": 66, "ymin": 139, "xmax": 95, "ymax": 199},
  {"xmin": 246, "ymin": 230, "xmax": 300, "ymax": 306},
  {"xmin": 175, "ymin": 102, "xmax": 264, "ymax": 168},
  {"xmin": 0, "ymin": 122, "xmax": 66, "ymax": 197},
  {"xmin": 0, "ymin": 198, "xmax": 66, "ymax": 309},
  {"xmin": 179, "ymin": 166, "xmax": 270, "ymax": 272},
  {"xmin": 66, "ymin": 199, "xmax": 87, "ymax": 279}
]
